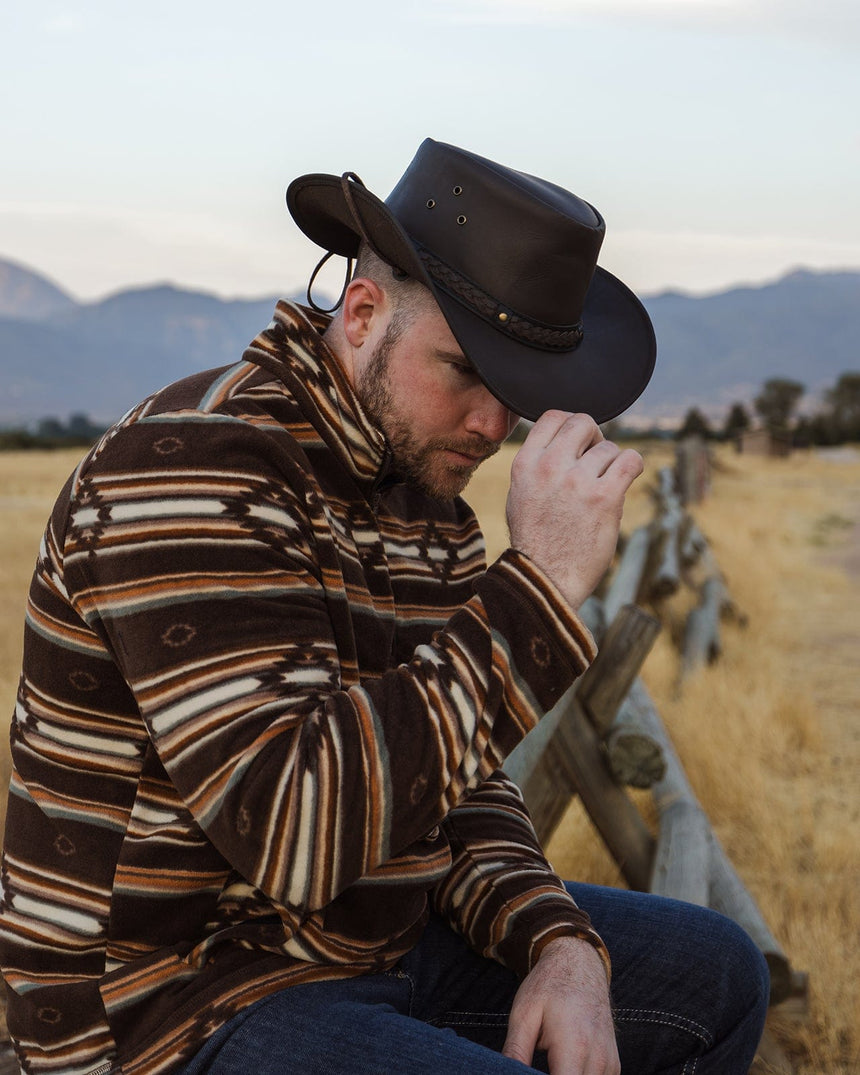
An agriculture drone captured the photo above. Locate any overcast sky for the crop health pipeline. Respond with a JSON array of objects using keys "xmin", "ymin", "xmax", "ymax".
[{"xmin": 1, "ymin": 0, "xmax": 858, "ymax": 303}]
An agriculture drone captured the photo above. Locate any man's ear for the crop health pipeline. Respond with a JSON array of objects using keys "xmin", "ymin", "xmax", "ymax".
[{"xmin": 341, "ymin": 277, "xmax": 387, "ymax": 349}]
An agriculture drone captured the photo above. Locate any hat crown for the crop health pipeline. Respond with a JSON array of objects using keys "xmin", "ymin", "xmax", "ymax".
[{"xmin": 385, "ymin": 139, "xmax": 605, "ymax": 326}]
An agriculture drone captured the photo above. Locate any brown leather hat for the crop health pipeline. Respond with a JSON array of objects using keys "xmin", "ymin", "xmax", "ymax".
[{"xmin": 286, "ymin": 138, "xmax": 656, "ymax": 423}]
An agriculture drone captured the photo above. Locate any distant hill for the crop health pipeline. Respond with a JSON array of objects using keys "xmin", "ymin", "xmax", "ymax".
[
  {"xmin": 1, "ymin": 256, "xmax": 858, "ymax": 427},
  {"xmin": 637, "ymin": 269, "xmax": 860, "ymax": 425},
  {"xmin": 0, "ymin": 258, "xmax": 77, "ymax": 321},
  {"xmin": 0, "ymin": 262, "xmax": 288, "ymax": 427}
]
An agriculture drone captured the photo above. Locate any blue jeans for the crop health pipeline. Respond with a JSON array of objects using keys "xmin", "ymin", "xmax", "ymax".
[{"xmin": 177, "ymin": 884, "xmax": 769, "ymax": 1074}]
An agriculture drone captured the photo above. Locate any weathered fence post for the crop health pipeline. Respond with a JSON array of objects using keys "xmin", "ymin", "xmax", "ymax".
[
  {"xmin": 680, "ymin": 575, "xmax": 728, "ymax": 679},
  {"xmin": 603, "ymin": 677, "xmax": 668, "ymax": 789},
  {"xmin": 603, "ymin": 525, "xmax": 651, "ymax": 623},
  {"xmin": 642, "ymin": 467, "xmax": 684, "ymax": 601},
  {"xmin": 629, "ymin": 682, "xmax": 796, "ymax": 1004},
  {"xmin": 577, "ymin": 604, "xmax": 661, "ymax": 736},
  {"xmin": 506, "ymin": 604, "xmax": 659, "ymax": 891},
  {"xmin": 675, "ymin": 435, "xmax": 711, "ymax": 504}
]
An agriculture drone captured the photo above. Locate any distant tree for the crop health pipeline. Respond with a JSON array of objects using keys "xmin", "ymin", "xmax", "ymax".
[
  {"xmin": 824, "ymin": 372, "xmax": 860, "ymax": 442},
  {"xmin": 29, "ymin": 412, "xmax": 105, "ymax": 447},
  {"xmin": 37, "ymin": 417, "xmax": 66, "ymax": 439},
  {"xmin": 754, "ymin": 378, "xmax": 804, "ymax": 435},
  {"xmin": 68, "ymin": 413, "xmax": 94, "ymax": 437},
  {"xmin": 0, "ymin": 428, "xmax": 39, "ymax": 450},
  {"xmin": 676, "ymin": 407, "xmax": 712, "ymax": 440},
  {"xmin": 791, "ymin": 416, "xmax": 815, "ymax": 449},
  {"xmin": 66, "ymin": 412, "xmax": 105, "ymax": 442},
  {"xmin": 722, "ymin": 402, "xmax": 751, "ymax": 441}
]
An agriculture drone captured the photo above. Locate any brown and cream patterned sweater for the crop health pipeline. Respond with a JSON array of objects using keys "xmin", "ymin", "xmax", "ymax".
[{"xmin": 0, "ymin": 302, "xmax": 603, "ymax": 1074}]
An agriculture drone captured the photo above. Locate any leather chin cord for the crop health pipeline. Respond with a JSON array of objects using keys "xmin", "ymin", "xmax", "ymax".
[{"xmin": 306, "ymin": 171, "xmax": 400, "ymax": 313}]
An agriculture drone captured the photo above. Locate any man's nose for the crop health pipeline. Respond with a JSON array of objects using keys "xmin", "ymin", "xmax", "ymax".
[{"xmin": 465, "ymin": 387, "xmax": 517, "ymax": 444}]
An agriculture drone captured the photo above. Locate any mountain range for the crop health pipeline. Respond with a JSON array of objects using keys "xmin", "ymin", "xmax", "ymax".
[{"xmin": 1, "ymin": 256, "xmax": 858, "ymax": 429}]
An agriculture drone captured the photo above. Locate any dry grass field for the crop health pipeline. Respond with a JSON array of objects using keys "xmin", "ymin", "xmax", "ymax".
[
  {"xmin": 1, "ymin": 442, "xmax": 858, "ymax": 1072},
  {"xmin": 468, "ymin": 439, "xmax": 860, "ymax": 1075}
]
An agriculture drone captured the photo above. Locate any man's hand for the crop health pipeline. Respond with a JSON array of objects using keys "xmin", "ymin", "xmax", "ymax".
[
  {"xmin": 506, "ymin": 411, "xmax": 644, "ymax": 609},
  {"xmin": 502, "ymin": 936, "xmax": 619, "ymax": 1075}
]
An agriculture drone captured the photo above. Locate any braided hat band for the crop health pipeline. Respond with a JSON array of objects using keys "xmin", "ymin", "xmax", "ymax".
[{"xmin": 416, "ymin": 247, "xmax": 584, "ymax": 353}]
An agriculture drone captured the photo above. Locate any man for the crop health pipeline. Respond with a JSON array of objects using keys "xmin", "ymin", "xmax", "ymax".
[{"xmin": 0, "ymin": 139, "xmax": 768, "ymax": 1075}]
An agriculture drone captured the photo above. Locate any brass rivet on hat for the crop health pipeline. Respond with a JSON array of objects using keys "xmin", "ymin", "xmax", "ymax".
[
  {"xmin": 498, "ymin": 311, "xmax": 509, "ymax": 323},
  {"xmin": 426, "ymin": 199, "xmax": 436, "ymax": 209},
  {"xmin": 456, "ymin": 215, "xmax": 467, "ymax": 225},
  {"xmin": 453, "ymin": 185, "xmax": 463, "ymax": 195}
]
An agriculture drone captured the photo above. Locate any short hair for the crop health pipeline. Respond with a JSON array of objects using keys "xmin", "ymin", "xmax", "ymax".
[{"xmin": 352, "ymin": 242, "xmax": 436, "ymax": 331}]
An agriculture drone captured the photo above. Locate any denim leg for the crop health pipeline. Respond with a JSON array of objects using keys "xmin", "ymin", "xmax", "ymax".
[
  {"xmin": 177, "ymin": 883, "xmax": 769, "ymax": 1075},
  {"xmin": 565, "ymin": 882, "xmax": 771, "ymax": 1075},
  {"xmin": 175, "ymin": 964, "xmax": 537, "ymax": 1074},
  {"xmin": 379, "ymin": 884, "xmax": 769, "ymax": 1075},
  {"xmin": 396, "ymin": 910, "xmax": 535, "ymax": 1060}
]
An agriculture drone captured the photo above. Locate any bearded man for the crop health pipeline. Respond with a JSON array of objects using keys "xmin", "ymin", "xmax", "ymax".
[{"xmin": 0, "ymin": 139, "xmax": 769, "ymax": 1075}]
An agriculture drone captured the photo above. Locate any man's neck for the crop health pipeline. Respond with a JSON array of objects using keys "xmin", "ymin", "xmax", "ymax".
[{"xmin": 321, "ymin": 316, "xmax": 357, "ymax": 390}]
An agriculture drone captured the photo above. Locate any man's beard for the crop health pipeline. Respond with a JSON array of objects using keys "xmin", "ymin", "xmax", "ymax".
[{"xmin": 356, "ymin": 320, "xmax": 500, "ymax": 500}]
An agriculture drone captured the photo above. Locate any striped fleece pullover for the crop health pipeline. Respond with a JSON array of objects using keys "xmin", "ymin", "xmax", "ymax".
[{"xmin": 0, "ymin": 301, "xmax": 604, "ymax": 1074}]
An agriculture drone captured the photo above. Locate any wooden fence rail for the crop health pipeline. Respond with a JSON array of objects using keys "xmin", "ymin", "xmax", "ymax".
[{"xmin": 506, "ymin": 440, "xmax": 806, "ymax": 1073}]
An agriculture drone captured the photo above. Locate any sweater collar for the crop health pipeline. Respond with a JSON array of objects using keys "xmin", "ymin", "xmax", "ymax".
[{"xmin": 242, "ymin": 300, "xmax": 392, "ymax": 494}]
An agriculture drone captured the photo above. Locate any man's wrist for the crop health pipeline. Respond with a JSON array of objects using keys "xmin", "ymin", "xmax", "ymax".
[{"xmin": 538, "ymin": 931, "xmax": 612, "ymax": 988}]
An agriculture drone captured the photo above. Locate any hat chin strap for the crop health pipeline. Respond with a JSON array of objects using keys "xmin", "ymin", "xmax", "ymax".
[
  {"xmin": 305, "ymin": 172, "xmax": 401, "ymax": 313},
  {"xmin": 306, "ymin": 250, "xmax": 354, "ymax": 314}
]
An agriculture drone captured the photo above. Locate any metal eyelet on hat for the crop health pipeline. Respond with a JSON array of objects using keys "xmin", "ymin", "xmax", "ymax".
[
  {"xmin": 453, "ymin": 185, "xmax": 463, "ymax": 195},
  {"xmin": 426, "ymin": 199, "xmax": 436, "ymax": 209},
  {"xmin": 457, "ymin": 215, "xmax": 467, "ymax": 225}
]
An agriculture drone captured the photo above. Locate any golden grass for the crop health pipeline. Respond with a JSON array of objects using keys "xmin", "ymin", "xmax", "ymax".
[
  {"xmin": 0, "ymin": 450, "xmax": 84, "ymax": 835},
  {"xmin": 0, "ymin": 444, "xmax": 858, "ymax": 1070}
]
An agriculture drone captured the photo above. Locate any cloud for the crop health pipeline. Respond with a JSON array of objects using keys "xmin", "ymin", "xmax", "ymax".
[
  {"xmin": 0, "ymin": 201, "xmax": 312, "ymax": 303},
  {"xmin": 431, "ymin": 0, "xmax": 860, "ymax": 49},
  {"xmin": 42, "ymin": 11, "xmax": 86, "ymax": 34},
  {"xmin": 602, "ymin": 227, "xmax": 860, "ymax": 295},
  {"xmin": 4, "ymin": 200, "xmax": 857, "ymax": 306}
]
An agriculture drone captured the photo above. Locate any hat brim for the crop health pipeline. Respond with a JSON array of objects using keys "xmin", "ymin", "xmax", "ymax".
[
  {"xmin": 436, "ymin": 267, "xmax": 656, "ymax": 424},
  {"xmin": 287, "ymin": 173, "xmax": 656, "ymax": 424}
]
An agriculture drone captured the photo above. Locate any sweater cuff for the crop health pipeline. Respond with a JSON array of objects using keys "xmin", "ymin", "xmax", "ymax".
[{"xmin": 529, "ymin": 923, "xmax": 613, "ymax": 984}]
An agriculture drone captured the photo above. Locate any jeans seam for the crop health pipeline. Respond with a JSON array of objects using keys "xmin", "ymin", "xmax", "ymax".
[
  {"xmin": 429, "ymin": 1011, "xmax": 509, "ymax": 1028},
  {"xmin": 385, "ymin": 968, "xmax": 416, "ymax": 1019},
  {"xmin": 613, "ymin": 1007, "xmax": 713, "ymax": 1047}
]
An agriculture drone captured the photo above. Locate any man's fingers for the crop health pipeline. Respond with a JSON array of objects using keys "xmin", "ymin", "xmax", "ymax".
[
  {"xmin": 502, "ymin": 1001, "xmax": 540, "ymax": 1067},
  {"xmin": 600, "ymin": 445, "xmax": 645, "ymax": 485},
  {"xmin": 501, "ymin": 1035, "xmax": 533, "ymax": 1067},
  {"xmin": 507, "ymin": 412, "xmax": 645, "ymax": 610},
  {"xmin": 503, "ymin": 936, "xmax": 621, "ymax": 1075},
  {"xmin": 559, "ymin": 440, "xmax": 644, "ymax": 487},
  {"xmin": 522, "ymin": 411, "xmax": 604, "ymax": 458}
]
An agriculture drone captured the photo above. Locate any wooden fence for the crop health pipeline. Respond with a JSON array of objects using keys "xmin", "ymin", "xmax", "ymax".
[{"xmin": 506, "ymin": 437, "xmax": 807, "ymax": 1074}]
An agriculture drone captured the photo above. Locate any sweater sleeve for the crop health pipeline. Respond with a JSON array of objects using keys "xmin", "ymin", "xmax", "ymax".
[
  {"xmin": 430, "ymin": 555, "xmax": 610, "ymax": 980},
  {"xmin": 432, "ymin": 772, "xmax": 611, "ymax": 980},
  {"xmin": 60, "ymin": 415, "xmax": 597, "ymax": 924}
]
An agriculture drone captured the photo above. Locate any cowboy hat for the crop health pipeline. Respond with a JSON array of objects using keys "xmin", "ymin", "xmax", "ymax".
[{"xmin": 286, "ymin": 138, "xmax": 656, "ymax": 424}]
